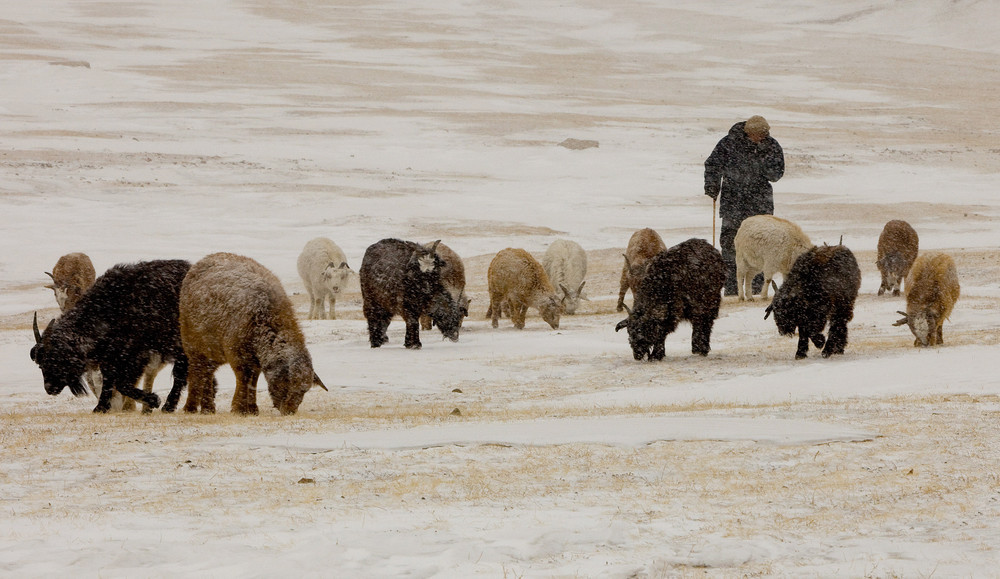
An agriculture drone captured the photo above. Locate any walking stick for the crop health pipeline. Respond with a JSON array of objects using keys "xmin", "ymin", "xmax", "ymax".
[{"xmin": 712, "ymin": 198, "xmax": 717, "ymax": 248}]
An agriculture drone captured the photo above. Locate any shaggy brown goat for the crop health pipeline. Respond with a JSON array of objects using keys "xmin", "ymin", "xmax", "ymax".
[
  {"xmin": 420, "ymin": 241, "xmax": 469, "ymax": 331},
  {"xmin": 877, "ymin": 220, "xmax": 919, "ymax": 297},
  {"xmin": 893, "ymin": 252, "xmax": 960, "ymax": 346},
  {"xmin": 45, "ymin": 252, "xmax": 96, "ymax": 312},
  {"xmin": 180, "ymin": 252, "xmax": 326, "ymax": 415},
  {"xmin": 487, "ymin": 248, "xmax": 563, "ymax": 330},
  {"xmin": 616, "ymin": 228, "xmax": 666, "ymax": 312}
]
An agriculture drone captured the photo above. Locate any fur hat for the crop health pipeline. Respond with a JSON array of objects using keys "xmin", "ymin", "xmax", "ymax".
[{"xmin": 744, "ymin": 115, "xmax": 770, "ymax": 138}]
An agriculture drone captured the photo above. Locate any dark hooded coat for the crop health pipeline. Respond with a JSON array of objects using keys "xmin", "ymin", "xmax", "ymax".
[{"xmin": 704, "ymin": 121, "xmax": 785, "ymax": 221}]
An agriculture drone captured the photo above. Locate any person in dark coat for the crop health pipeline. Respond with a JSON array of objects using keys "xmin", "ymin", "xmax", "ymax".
[{"xmin": 704, "ymin": 115, "xmax": 785, "ymax": 295}]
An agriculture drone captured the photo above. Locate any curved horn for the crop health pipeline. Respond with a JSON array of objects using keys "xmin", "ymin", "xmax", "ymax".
[
  {"xmin": 313, "ymin": 371, "xmax": 329, "ymax": 392},
  {"xmin": 615, "ymin": 319, "xmax": 628, "ymax": 332},
  {"xmin": 893, "ymin": 311, "xmax": 909, "ymax": 327},
  {"xmin": 33, "ymin": 312, "xmax": 42, "ymax": 343},
  {"xmin": 428, "ymin": 240, "xmax": 441, "ymax": 253},
  {"xmin": 763, "ymin": 304, "xmax": 773, "ymax": 320},
  {"xmin": 622, "ymin": 303, "xmax": 632, "ymax": 316}
]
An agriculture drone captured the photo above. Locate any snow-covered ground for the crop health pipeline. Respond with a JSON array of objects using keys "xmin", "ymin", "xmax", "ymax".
[{"xmin": 2, "ymin": 1, "xmax": 999, "ymax": 576}]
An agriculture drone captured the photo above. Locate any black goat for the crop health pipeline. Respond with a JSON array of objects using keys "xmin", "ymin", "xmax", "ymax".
[
  {"xmin": 615, "ymin": 238, "xmax": 725, "ymax": 360},
  {"xmin": 30, "ymin": 260, "xmax": 190, "ymax": 413},
  {"xmin": 360, "ymin": 238, "xmax": 462, "ymax": 349},
  {"xmin": 765, "ymin": 244, "xmax": 861, "ymax": 359}
]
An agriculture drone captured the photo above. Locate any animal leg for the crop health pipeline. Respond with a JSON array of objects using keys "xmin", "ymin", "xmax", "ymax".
[
  {"xmin": 512, "ymin": 303, "xmax": 527, "ymax": 330},
  {"xmin": 736, "ymin": 262, "xmax": 749, "ymax": 301},
  {"xmin": 184, "ymin": 357, "xmax": 217, "ymax": 414},
  {"xmin": 934, "ymin": 324, "xmax": 944, "ymax": 346},
  {"xmin": 823, "ymin": 320, "xmax": 847, "ymax": 358},
  {"xmin": 365, "ymin": 306, "xmax": 391, "ymax": 348},
  {"xmin": 691, "ymin": 316, "xmax": 714, "ymax": 357},
  {"xmin": 232, "ymin": 365, "xmax": 259, "ymax": 415},
  {"xmin": 616, "ymin": 266, "xmax": 629, "ymax": 312},
  {"xmin": 488, "ymin": 294, "xmax": 501, "ymax": 328},
  {"xmin": 795, "ymin": 332, "xmax": 811, "ymax": 360},
  {"xmin": 162, "ymin": 356, "xmax": 188, "ymax": 413},
  {"xmin": 420, "ymin": 313, "xmax": 433, "ymax": 331},
  {"xmin": 98, "ymin": 368, "xmax": 160, "ymax": 413},
  {"xmin": 327, "ymin": 295, "xmax": 337, "ymax": 320},
  {"xmin": 760, "ymin": 270, "xmax": 774, "ymax": 300},
  {"xmin": 403, "ymin": 317, "xmax": 422, "ymax": 349}
]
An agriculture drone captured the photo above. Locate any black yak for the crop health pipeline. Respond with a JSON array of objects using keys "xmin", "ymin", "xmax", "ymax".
[
  {"xmin": 765, "ymin": 244, "xmax": 861, "ymax": 359},
  {"xmin": 360, "ymin": 238, "xmax": 462, "ymax": 349},
  {"xmin": 615, "ymin": 238, "xmax": 725, "ymax": 360},
  {"xmin": 30, "ymin": 260, "xmax": 190, "ymax": 413}
]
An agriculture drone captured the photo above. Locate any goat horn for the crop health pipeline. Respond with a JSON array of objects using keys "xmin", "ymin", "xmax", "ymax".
[
  {"xmin": 45, "ymin": 271, "xmax": 54, "ymax": 280},
  {"xmin": 893, "ymin": 311, "xmax": 909, "ymax": 327},
  {"xmin": 622, "ymin": 303, "xmax": 632, "ymax": 315},
  {"xmin": 615, "ymin": 319, "xmax": 628, "ymax": 332},
  {"xmin": 33, "ymin": 312, "xmax": 42, "ymax": 343},
  {"xmin": 313, "ymin": 371, "xmax": 329, "ymax": 392},
  {"xmin": 764, "ymin": 304, "xmax": 773, "ymax": 320}
]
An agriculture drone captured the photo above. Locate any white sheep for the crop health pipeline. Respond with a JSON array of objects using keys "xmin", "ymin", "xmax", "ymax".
[
  {"xmin": 297, "ymin": 237, "xmax": 354, "ymax": 320},
  {"xmin": 541, "ymin": 239, "xmax": 588, "ymax": 315},
  {"xmin": 734, "ymin": 215, "xmax": 812, "ymax": 301}
]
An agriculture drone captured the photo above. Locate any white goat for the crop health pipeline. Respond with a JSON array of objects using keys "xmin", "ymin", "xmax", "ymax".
[
  {"xmin": 542, "ymin": 239, "xmax": 588, "ymax": 315},
  {"xmin": 297, "ymin": 237, "xmax": 354, "ymax": 320},
  {"xmin": 734, "ymin": 215, "xmax": 812, "ymax": 301}
]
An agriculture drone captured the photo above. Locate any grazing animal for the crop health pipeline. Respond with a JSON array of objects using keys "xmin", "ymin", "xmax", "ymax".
[
  {"xmin": 45, "ymin": 252, "xmax": 96, "ymax": 312},
  {"xmin": 893, "ymin": 252, "xmax": 960, "ymax": 347},
  {"xmin": 179, "ymin": 253, "xmax": 327, "ymax": 415},
  {"xmin": 614, "ymin": 238, "xmax": 725, "ymax": 360},
  {"xmin": 877, "ymin": 220, "xmax": 919, "ymax": 297},
  {"xmin": 420, "ymin": 241, "xmax": 470, "ymax": 331},
  {"xmin": 617, "ymin": 228, "xmax": 667, "ymax": 312},
  {"xmin": 360, "ymin": 239, "xmax": 462, "ymax": 349},
  {"xmin": 487, "ymin": 248, "xmax": 563, "ymax": 330},
  {"xmin": 765, "ymin": 244, "xmax": 861, "ymax": 359},
  {"xmin": 30, "ymin": 260, "xmax": 191, "ymax": 413},
  {"xmin": 297, "ymin": 237, "xmax": 354, "ymax": 320},
  {"xmin": 542, "ymin": 239, "xmax": 588, "ymax": 315},
  {"xmin": 734, "ymin": 215, "xmax": 812, "ymax": 301}
]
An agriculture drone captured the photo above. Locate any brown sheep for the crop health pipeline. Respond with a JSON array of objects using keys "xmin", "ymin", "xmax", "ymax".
[
  {"xmin": 893, "ymin": 252, "xmax": 960, "ymax": 347},
  {"xmin": 45, "ymin": 252, "xmax": 96, "ymax": 312},
  {"xmin": 616, "ymin": 228, "xmax": 666, "ymax": 312},
  {"xmin": 487, "ymin": 248, "xmax": 563, "ymax": 330},
  {"xmin": 877, "ymin": 220, "xmax": 919, "ymax": 296},
  {"xmin": 180, "ymin": 252, "xmax": 327, "ymax": 415}
]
